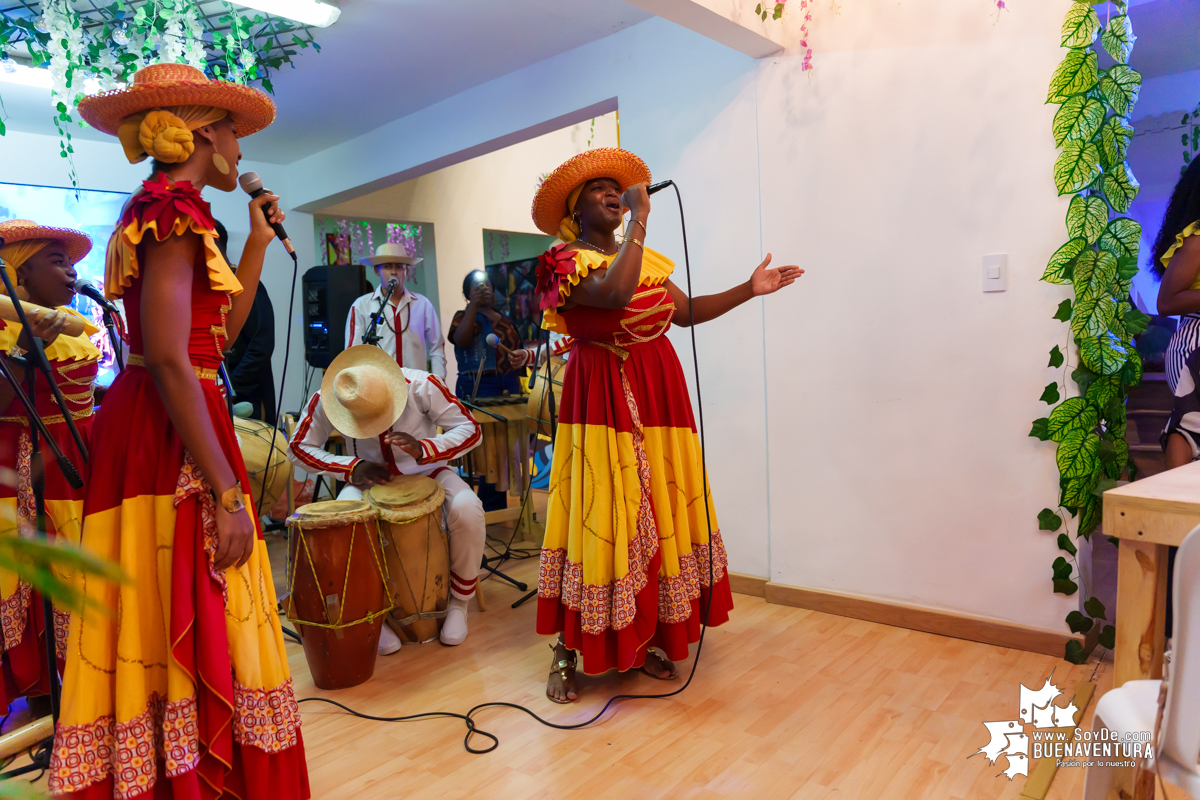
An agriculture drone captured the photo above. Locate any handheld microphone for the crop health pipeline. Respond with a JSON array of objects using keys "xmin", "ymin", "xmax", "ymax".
[
  {"xmin": 646, "ymin": 180, "xmax": 673, "ymax": 196},
  {"xmin": 72, "ymin": 280, "xmax": 120, "ymax": 314},
  {"xmin": 238, "ymin": 172, "xmax": 294, "ymax": 255}
]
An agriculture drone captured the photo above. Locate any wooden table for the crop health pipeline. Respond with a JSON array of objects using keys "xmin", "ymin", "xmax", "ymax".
[{"xmin": 1102, "ymin": 460, "xmax": 1200, "ymax": 799}]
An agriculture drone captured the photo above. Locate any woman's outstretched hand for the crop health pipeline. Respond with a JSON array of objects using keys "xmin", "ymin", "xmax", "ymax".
[{"xmin": 749, "ymin": 254, "xmax": 803, "ymax": 297}]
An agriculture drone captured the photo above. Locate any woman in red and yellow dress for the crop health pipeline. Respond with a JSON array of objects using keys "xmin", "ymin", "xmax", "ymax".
[
  {"xmin": 0, "ymin": 220, "xmax": 99, "ymax": 715},
  {"xmin": 532, "ymin": 149, "xmax": 802, "ymax": 702},
  {"xmin": 49, "ymin": 64, "xmax": 308, "ymax": 798}
]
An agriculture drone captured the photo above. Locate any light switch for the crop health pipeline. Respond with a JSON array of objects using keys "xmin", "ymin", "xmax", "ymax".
[{"xmin": 983, "ymin": 254, "xmax": 1007, "ymax": 292}]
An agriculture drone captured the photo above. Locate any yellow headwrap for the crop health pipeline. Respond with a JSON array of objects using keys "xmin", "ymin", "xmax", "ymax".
[
  {"xmin": 117, "ymin": 105, "xmax": 229, "ymax": 165},
  {"xmin": 556, "ymin": 184, "xmax": 585, "ymax": 243},
  {"xmin": 0, "ymin": 239, "xmax": 52, "ymax": 296}
]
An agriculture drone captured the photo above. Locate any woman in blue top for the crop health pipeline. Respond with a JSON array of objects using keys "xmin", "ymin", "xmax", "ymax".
[{"xmin": 450, "ymin": 269, "xmax": 527, "ymax": 399}]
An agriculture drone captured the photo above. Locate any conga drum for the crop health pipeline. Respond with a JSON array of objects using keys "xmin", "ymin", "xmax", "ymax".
[
  {"xmin": 527, "ymin": 356, "xmax": 566, "ymax": 437},
  {"xmin": 234, "ymin": 417, "xmax": 290, "ymax": 513},
  {"xmin": 365, "ymin": 475, "xmax": 448, "ymax": 644},
  {"xmin": 286, "ymin": 500, "xmax": 391, "ymax": 689}
]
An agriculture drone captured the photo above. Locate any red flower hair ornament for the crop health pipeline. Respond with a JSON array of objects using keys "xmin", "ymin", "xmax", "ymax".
[{"xmin": 535, "ymin": 244, "xmax": 581, "ymax": 312}]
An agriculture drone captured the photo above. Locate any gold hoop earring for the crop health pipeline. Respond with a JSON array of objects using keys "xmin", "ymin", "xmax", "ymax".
[{"xmin": 212, "ymin": 152, "xmax": 230, "ymax": 175}]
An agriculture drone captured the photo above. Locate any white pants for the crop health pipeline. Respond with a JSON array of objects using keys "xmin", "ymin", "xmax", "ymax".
[{"xmin": 337, "ymin": 470, "xmax": 485, "ymax": 600}]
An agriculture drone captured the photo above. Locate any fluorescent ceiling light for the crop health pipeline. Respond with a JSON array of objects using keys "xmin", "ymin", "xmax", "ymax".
[
  {"xmin": 228, "ymin": 0, "xmax": 340, "ymax": 28},
  {"xmin": 0, "ymin": 61, "xmax": 52, "ymax": 89}
]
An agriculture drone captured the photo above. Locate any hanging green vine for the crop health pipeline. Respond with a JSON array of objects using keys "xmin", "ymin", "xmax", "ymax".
[{"xmin": 1032, "ymin": 0, "xmax": 1147, "ymax": 665}]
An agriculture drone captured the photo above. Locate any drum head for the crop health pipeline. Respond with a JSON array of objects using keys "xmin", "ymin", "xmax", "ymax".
[
  {"xmin": 365, "ymin": 475, "xmax": 445, "ymax": 522},
  {"xmin": 288, "ymin": 499, "xmax": 377, "ymax": 529}
]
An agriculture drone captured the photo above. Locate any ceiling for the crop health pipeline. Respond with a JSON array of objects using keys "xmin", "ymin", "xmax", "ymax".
[
  {"xmin": 1125, "ymin": 0, "xmax": 1200, "ymax": 80},
  {"xmin": 0, "ymin": 0, "xmax": 650, "ymax": 163}
]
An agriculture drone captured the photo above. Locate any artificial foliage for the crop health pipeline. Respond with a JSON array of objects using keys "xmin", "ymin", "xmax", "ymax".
[
  {"xmin": 0, "ymin": 0, "xmax": 324, "ymax": 186},
  {"xmin": 1182, "ymin": 100, "xmax": 1200, "ymax": 177},
  {"xmin": 1032, "ymin": 0, "xmax": 1147, "ymax": 665}
]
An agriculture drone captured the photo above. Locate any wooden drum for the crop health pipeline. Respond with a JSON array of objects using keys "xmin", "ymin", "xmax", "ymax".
[
  {"xmin": 365, "ymin": 476, "xmax": 448, "ymax": 644},
  {"xmin": 526, "ymin": 356, "xmax": 566, "ymax": 437},
  {"xmin": 235, "ymin": 417, "xmax": 290, "ymax": 513},
  {"xmin": 286, "ymin": 500, "xmax": 391, "ymax": 689}
]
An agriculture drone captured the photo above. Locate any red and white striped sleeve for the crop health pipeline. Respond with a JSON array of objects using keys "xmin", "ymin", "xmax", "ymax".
[
  {"xmin": 287, "ymin": 391, "xmax": 360, "ymax": 479},
  {"xmin": 411, "ymin": 375, "xmax": 482, "ymax": 465}
]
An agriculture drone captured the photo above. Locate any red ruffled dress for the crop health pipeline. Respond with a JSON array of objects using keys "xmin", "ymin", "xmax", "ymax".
[
  {"xmin": 0, "ymin": 312, "xmax": 99, "ymax": 709},
  {"xmin": 50, "ymin": 175, "xmax": 308, "ymax": 799},
  {"xmin": 534, "ymin": 244, "xmax": 734, "ymax": 674}
]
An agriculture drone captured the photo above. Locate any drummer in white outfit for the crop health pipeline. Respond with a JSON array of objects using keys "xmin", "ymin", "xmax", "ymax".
[{"xmin": 287, "ymin": 345, "xmax": 485, "ymax": 652}]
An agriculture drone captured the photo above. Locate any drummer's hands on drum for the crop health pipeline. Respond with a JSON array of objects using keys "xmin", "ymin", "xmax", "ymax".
[
  {"xmin": 383, "ymin": 431, "xmax": 423, "ymax": 460},
  {"xmin": 350, "ymin": 461, "xmax": 391, "ymax": 487},
  {"xmin": 213, "ymin": 502, "xmax": 255, "ymax": 571}
]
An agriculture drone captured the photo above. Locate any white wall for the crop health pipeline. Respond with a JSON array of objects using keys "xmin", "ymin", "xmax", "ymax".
[
  {"xmin": 0, "ymin": 128, "xmax": 311, "ymax": 419},
  {"xmin": 315, "ymin": 116, "xmax": 619, "ymax": 386}
]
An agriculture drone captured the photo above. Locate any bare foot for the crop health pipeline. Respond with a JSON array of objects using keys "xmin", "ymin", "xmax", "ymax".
[
  {"xmin": 640, "ymin": 647, "xmax": 678, "ymax": 680},
  {"xmin": 547, "ymin": 641, "xmax": 578, "ymax": 703}
]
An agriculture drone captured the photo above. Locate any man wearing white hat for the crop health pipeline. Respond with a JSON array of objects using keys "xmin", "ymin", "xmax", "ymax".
[
  {"xmin": 346, "ymin": 242, "xmax": 447, "ymax": 378},
  {"xmin": 287, "ymin": 345, "xmax": 484, "ymax": 651}
]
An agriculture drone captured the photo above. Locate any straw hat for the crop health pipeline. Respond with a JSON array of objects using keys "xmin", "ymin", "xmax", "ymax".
[
  {"xmin": 0, "ymin": 219, "xmax": 92, "ymax": 264},
  {"xmin": 321, "ymin": 345, "xmax": 409, "ymax": 439},
  {"xmin": 77, "ymin": 63, "xmax": 275, "ymax": 138},
  {"xmin": 361, "ymin": 242, "xmax": 422, "ymax": 268},
  {"xmin": 531, "ymin": 148, "xmax": 651, "ymax": 237}
]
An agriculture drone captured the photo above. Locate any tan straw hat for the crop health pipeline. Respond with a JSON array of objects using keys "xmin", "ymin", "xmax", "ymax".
[
  {"xmin": 321, "ymin": 345, "xmax": 409, "ymax": 439},
  {"xmin": 361, "ymin": 242, "xmax": 422, "ymax": 268},
  {"xmin": 77, "ymin": 63, "xmax": 276, "ymax": 138},
  {"xmin": 531, "ymin": 148, "xmax": 651, "ymax": 237},
  {"xmin": 0, "ymin": 219, "xmax": 92, "ymax": 264}
]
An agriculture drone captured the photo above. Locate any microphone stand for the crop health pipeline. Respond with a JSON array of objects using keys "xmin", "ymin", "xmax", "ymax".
[
  {"xmin": 99, "ymin": 305, "xmax": 124, "ymax": 373},
  {"xmin": 361, "ymin": 280, "xmax": 398, "ymax": 347},
  {"xmin": 512, "ymin": 327, "xmax": 559, "ymax": 609},
  {"xmin": 0, "ymin": 252, "xmax": 87, "ymax": 777}
]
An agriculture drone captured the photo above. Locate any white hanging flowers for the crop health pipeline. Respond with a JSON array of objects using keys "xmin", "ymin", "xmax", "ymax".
[
  {"xmin": 42, "ymin": 0, "xmax": 85, "ymax": 109},
  {"xmin": 182, "ymin": 5, "xmax": 208, "ymax": 71}
]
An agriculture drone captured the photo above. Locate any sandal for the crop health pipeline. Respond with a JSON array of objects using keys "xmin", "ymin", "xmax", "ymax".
[
  {"xmin": 547, "ymin": 642, "xmax": 578, "ymax": 704},
  {"xmin": 640, "ymin": 647, "xmax": 678, "ymax": 680}
]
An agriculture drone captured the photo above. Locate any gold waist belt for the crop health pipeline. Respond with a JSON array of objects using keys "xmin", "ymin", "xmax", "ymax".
[
  {"xmin": 127, "ymin": 354, "xmax": 219, "ymax": 382},
  {"xmin": 0, "ymin": 407, "xmax": 94, "ymax": 426}
]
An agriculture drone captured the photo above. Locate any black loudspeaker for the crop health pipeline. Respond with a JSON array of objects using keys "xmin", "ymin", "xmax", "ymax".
[{"xmin": 303, "ymin": 265, "xmax": 369, "ymax": 369}]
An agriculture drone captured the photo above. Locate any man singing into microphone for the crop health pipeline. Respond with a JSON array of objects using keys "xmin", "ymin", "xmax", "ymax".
[{"xmin": 346, "ymin": 242, "xmax": 446, "ymax": 378}]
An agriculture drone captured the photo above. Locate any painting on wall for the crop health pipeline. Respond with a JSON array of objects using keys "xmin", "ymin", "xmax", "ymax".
[
  {"xmin": 485, "ymin": 257, "xmax": 542, "ymax": 346},
  {"xmin": 326, "ymin": 233, "xmax": 351, "ymax": 265}
]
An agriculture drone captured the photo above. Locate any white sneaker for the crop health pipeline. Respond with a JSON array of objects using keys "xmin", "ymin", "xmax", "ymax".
[
  {"xmin": 440, "ymin": 597, "xmax": 469, "ymax": 646},
  {"xmin": 378, "ymin": 622, "xmax": 402, "ymax": 656}
]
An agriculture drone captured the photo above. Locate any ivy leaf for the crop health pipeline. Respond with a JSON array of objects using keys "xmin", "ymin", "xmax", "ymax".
[
  {"xmin": 1066, "ymin": 610, "xmax": 1094, "ymax": 634},
  {"xmin": 1053, "ymin": 556, "xmax": 1074, "ymax": 580},
  {"xmin": 1061, "ymin": 3, "xmax": 1100, "ymax": 47},
  {"xmin": 1097, "ymin": 624, "xmax": 1116, "ymax": 650},
  {"xmin": 1053, "ymin": 96, "xmax": 1106, "ymax": 147},
  {"xmin": 1072, "ymin": 294, "xmax": 1118, "ymax": 338},
  {"xmin": 1054, "ymin": 577, "xmax": 1080, "ymax": 596},
  {"xmin": 1043, "ymin": 239, "xmax": 1087, "ymax": 284},
  {"xmin": 1057, "ymin": 531, "xmax": 1077, "ymax": 553},
  {"xmin": 1055, "ymin": 140, "xmax": 1102, "ymax": 195},
  {"xmin": 1079, "ymin": 495, "xmax": 1103, "ymax": 534},
  {"xmin": 1067, "ymin": 196, "xmax": 1110, "ymax": 245},
  {"xmin": 1040, "ymin": 509, "xmax": 1064, "ymax": 532},
  {"xmin": 1030, "ymin": 418, "xmax": 1052, "ymax": 441},
  {"xmin": 1100, "ymin": 116, "xmax": 1135, "ymax": 169},
  {"xmin": 1049, "ymin": 344, "xmax": 1065, "ymax": 368},
  {"xmin": 1123, "ymin": 306, "xmax": 1151, "ymax": 336},
  {"xmin": 1048, "ymin": 397, "xmax": 1100, "ymax": 442},
  {"xmin": 1079, "ymin": 334, "xmax": 1130, "ymax": 376},
  {"xmin": 1053, "ymin": 299, "xmax": 1074, "ymax": 322},
  {"xmin": 1100, "ymin": 65, "xmax": 1143, "ymax": 117},
  {"xmin": 1083, "ymin": 595, "xmax": 1107, "ymax": 621},
  {"xmin": 1057, "ymin": 430, "xmax": 1101, "ymax": 479},
  {"xmin": 1041, "ymin": 383, "xmax": 1062, "ymax": 404},
  {"xmin": 1105, "ymin": 162, "xmax": 1142, "ymax": 214},
  {"xmin": 1085, "ymin": 375, "xmax": 1121, "ymax": 408},
  {"xmin": 1065, "ymin": 639, "xmax": 1089, "ymax": 664},
  {"xmin": 1098, "ymin": 218, "xmax": 1141, "ymax": 260},
  {"xmin": 1048, "ymin": 48, "xmax": 1099, "ymax": 104},
  {"xmin": 1121, "ymin": 347, "xmax": 1143, "ymax": 385},
  {"xmin": 1101, "ymin": 14, "xmax": 1136, "ymax": 63}
]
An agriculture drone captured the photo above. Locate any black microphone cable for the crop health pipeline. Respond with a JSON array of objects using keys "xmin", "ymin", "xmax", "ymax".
[
  {"xmin": 297, "ymin": 179, "xmax": 720, "ymax": 755},
  {"xmin": 255, "ymin": 248, "xmax": 299, "ymax": 517}
]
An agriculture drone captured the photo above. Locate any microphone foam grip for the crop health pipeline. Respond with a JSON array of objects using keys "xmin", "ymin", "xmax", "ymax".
[{"xmin": 238, "ymin": 171, "xmax": 263, "ymax": 194}]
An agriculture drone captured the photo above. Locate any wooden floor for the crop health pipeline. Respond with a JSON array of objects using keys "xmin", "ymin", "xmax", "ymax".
[
  {"xmin": 4, "ymin": 528, "xmax": 1183, "ymax": 799},
  {"xmin": 277, "ymin": 537, "xmax": 1125, "ymax": 800}
]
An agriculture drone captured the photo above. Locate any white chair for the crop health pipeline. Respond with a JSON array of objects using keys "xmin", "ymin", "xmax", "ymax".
[{"xmin": 1083, "ymin": 524, "xmax": 1200, "ymax": 800}]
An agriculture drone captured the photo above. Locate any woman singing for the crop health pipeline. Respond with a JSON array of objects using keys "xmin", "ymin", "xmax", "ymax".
[
  {"xmin": 50, "ymin": 64, "xmax": 308, "ymax": 798},
  {"xmin": 0, "ymin": 220, "xmax": 98, "ymax": 716},
  {"xmin": 532, "ymin": 149, "xmax": 801, "ymax": 702}
]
